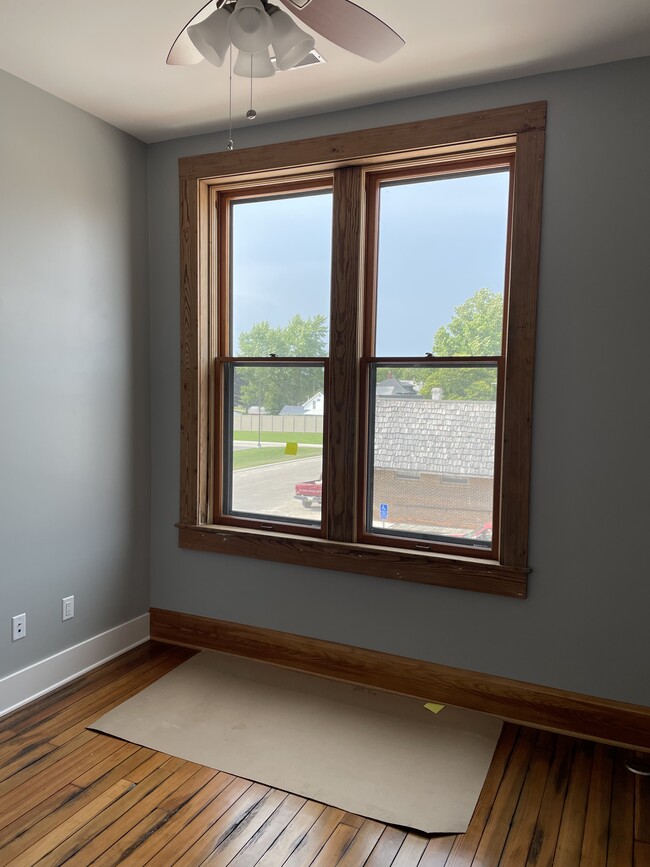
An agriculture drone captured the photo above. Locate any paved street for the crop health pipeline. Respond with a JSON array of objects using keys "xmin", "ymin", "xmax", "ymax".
[{"xmin": 231, "ymin": 455, "xmax": 322, "ymax": 522}]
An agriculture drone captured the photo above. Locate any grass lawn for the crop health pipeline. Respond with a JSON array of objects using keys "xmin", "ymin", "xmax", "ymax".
[
  {"xmin": 233, "ymin": 431, "xmax": 323, "ymax": 445},
  {"xmin": 233, "ymin": 446, "xmax": 323, "ymax": 471}
]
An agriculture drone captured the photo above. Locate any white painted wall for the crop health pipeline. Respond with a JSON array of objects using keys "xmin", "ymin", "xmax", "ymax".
[
  {"xmin": 0, "ymin": 71, "xmax": 150, "ymax": 680},
  {"xmin": 148, "ymin": 57, "xmax": 650, "ymax": 707}
]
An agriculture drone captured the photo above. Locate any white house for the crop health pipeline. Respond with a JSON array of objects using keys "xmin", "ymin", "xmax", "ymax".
[{"xmin": 302, "ymin": 391, "xmax": 325, "ymax": 415}]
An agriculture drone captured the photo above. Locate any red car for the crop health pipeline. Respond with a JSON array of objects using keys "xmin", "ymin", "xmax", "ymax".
[
  {"xmin": 465, "ymin": 522, "xmax": 492, "ymax": 541},
  {"xmin": 294, "ymin": 477, "xmax": 322, "ymax": 509}
]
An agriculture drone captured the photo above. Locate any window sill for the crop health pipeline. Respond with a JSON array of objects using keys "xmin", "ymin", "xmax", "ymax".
[{"xmin": 178, "ymin": 524, "xmax": 528, "ymax": 598}]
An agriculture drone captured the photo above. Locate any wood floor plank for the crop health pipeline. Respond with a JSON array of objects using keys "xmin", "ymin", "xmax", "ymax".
[
  {"xmin": 123, "ymin": 750, "xmax": 180, "ymax": 783},
  {"xmin": 450, "ymin": 725, "xmax": 536, "ymax": 867},
  {"xmin": 281, "ymin": 805, "xmax": 348, "ymax": 867},
  {"xmin": 61, "ymin": 760, "xmax": 199, "ymax": 866},
  {"xmin": 227, "ymin": 793, "xmax": 309, "ymax": 867},
  {"xmin": 445, "ymin": 723, "xmax": 520, "ymax": 867},
  {"xmin": 579, "ymin": 744, "xmax": 614, "ymax": 866},
  {"xmin": 524, "ymin": 736, "xmax": 574, "ymax": 867},
  {"xmin": 418, "ymin": 835, "xmax": 456, "ymax": 866},
  {"xmin": 0, "ymin": 733, "xmax": 123, "ymax": 833},
  {"xmin": 158, "ymin": 765, "xmax": 221, "ymax": 814},
  {"xmin": 0, "ymin": 729, "xmax": 96, "ymax": 800},
  {"xmin": 364, "ymin": 827, "xmax": 408, "ymax": 866},
  {"xmin": 32, "ymin": 766, "xmax": 175, "ymax": 867},
  {"xmin": 117, "ymin": 771, "xmax": 237, "ymax": 866},
  {"xmin": 391, "ymin": 833, "xmax": 430, "ymax": 865},
  {"xmin": 91, "ymin": 807, "xmax": 170, "ymax": 867},
  {"xmin": 309, "ymin": 821, "xmax": 358, "ymax": 865},
  {"xmin": 173, "ymin": 782, "xmax": 271, "ymax": 866},
  {"xmin": 336, "ymin": 819, "xmax": 386, "ymax": 866},
  {"xmin": 0, "ymin": 740, "xmax": 57, "ymax": 784},
  {"xmin": 0, "ymin": 746, "xmax": 157, "ymax": 859},
  {"xmin": 70, "ymin": 741, "xmax": 145, "ymax": 788},
  {"xmin": 341, "ymin": 812, "xmax": 367, "ymax": 829},
  {"xmin": 143, "ymin": 776, "xmax": 254, "ymax": 866},
  {"xmin": 254, "ymin": 800, "xmax": 327, "ymax": 867},
  {"xmin": 500, "ymin": 730, "xmax": 555, "ymax": 864},
  {"xmin": 5, "ymin": 779, "xmax": 134, "ymax": 866},
  {"xmin": 0, "ymin": 726, "xmax": 47, "ymax": 764},
  {"xmin": 201, "ymin": 789, "xmax": 291, "ymax": 865},
  {"xmin": 607, "ymin": 752, "xmax": 635, "ymax": 867},
  {"xmin": 553, "ymin": 740, "xmax": 594, "ymax": 867},
  {"xmin": 0, "ymin": 784, "xmax": 81, "ymax": 854}
]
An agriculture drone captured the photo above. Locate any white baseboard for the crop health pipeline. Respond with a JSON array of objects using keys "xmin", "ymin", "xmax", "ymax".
[{"xmin": 0, "ymin": 613, "xmax": 150, "ymax": 718}]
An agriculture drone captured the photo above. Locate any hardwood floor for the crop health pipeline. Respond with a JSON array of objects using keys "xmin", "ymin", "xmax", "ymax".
[{"xmin": 0, "ymin": 641, "xmax": 647, "ymax": 866}]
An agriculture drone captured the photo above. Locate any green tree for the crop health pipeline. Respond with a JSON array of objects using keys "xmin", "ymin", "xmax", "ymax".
[
  {"xmin": 237, "ymin": 314, "xmax": 327, "ymax": 414},
  {"xmin": 421, "ymin": 288, "xmax": 503, "ymax": 400}
]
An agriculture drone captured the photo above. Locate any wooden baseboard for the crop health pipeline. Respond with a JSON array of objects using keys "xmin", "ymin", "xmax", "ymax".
[{"xmin": 150, "ymin": 607, "xmax": 650, "ymax": 751}]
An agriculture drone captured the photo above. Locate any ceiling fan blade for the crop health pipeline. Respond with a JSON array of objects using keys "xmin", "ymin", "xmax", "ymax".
[
  {"xmin": 167, "ymin": 0, "xmax": 217, "ymax": 65},
  {"xmin": 279, "ymin": 0, "xmax": 404, "ymax": 62}
]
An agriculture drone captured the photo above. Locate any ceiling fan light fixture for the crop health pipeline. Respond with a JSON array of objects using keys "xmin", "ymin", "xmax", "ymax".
[
  {"xmin": 228, "ymin": 0, "xmax": 274, "ymax": 53},
  {"xmin": 270, "ymin": 8, "xmax": 315, "ymax": 70},
  {"xmin": 187, "ymin": 7, "xmax": 232, "ymax": 67},
  {"xmin": 233, "ymin": 48, "xmax": 276, "ymax": 77}
]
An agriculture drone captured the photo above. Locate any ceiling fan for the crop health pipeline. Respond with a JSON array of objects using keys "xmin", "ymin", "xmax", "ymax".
[{"xmin": 167, "ymin": 0, "xmax": 404, "ymax": 75}]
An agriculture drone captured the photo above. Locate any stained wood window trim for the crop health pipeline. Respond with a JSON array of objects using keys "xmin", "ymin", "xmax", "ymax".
[{"xmin": 178, "ymin": 101, "xmax": 546, "ymax": 598}]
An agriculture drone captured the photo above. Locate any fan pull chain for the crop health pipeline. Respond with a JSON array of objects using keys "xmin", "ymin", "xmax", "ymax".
[
  {"xmin": 227, "ymin": 44, "xmax": 234, "ymax": 150},
  {"xmin": 246, "ymin": 54, "xmax": 257, "ymax": 120}
]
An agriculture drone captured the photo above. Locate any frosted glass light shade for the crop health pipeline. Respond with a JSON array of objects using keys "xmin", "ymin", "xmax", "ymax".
[
  {"xmin": 270, "ymin": 8, "xmax": 315, "ymax": 70},
  {"xmin": 228, "ymin": 0, "xmax": 273, "ymax": 53},
  {"xmin": 187, "ymin": 7, "xmax": 232, "ymax": 67},
  {"xmin": 233, "ymin": 49, "xmax": 275, "ymax": 78}
]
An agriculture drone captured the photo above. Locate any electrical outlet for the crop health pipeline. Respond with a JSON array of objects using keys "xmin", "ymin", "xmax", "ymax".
[
  {"xmin": 62, "ymin": 596, "xmax": 74, "ymax": 621},
  {"xmin": 12, "ymin": 613, "xmax": 26, "ymax": 641}
]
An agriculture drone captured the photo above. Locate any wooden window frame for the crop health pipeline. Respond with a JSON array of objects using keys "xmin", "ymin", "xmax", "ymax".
[{"xmin": 178, "ymin": 101, "xmax": 546, "ymax": 598}]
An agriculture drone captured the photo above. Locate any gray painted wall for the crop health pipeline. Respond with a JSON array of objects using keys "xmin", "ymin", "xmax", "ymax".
[
  {"xmin": 0, "ymin": 71, "xmax": 150, "ymax": 679},
  {"xmin": 149, "ymin": 56, "xmax": 650, "ymax": 707}
]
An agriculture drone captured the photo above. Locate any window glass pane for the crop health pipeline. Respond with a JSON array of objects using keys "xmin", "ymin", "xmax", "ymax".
[
  {"xmin": 231, "ymin": 191, "xmax": 332, "ymax": 357},
  {"xmin": 367, "ymin": 366, "xmax": 497, "ymax": 548},
  {"xmin": 224, "ymin": 364, "xmax": 324, "ymax": 525},
  {"xmin": 375, "ymin": 169, "xmax": 509, "ymax": 357}
]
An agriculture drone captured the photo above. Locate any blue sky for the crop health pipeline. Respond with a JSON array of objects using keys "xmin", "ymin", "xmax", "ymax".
[{"xmin": 231, "ymin": 169, "xmax": 510, "ymax": 357}]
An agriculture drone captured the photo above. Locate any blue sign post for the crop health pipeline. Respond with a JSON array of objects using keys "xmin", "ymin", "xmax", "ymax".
[{"xmin": 380, "ymin": 503, "xmax": 389, "ymax": 521}]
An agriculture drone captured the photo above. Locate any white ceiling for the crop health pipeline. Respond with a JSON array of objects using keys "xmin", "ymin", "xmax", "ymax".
[{"xmin": 1, "ymin": 0, "xmax": 650, "ymax": 143}]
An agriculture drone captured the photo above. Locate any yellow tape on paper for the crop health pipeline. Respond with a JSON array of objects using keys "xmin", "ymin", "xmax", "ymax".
[{"xmin": 424, "ymin": 702, "xmax": 445, "ymax": 714}]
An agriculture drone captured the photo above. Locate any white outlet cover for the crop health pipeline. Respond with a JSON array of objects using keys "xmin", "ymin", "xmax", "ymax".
[
  {"xmin": 62, "ymin": 596, "xmax": 75, "ymax": 621},
  {"xmin": 12, "ymin": 613, "xmax": 26, "ymax": 641}
]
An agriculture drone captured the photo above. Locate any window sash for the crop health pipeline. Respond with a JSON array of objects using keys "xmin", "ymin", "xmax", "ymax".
[
  {"xmin": 359, "ymin": 357, "xmax": 503, "ymax": 559},
  {"xmin": 214, "ymin": 358, "xmax": 328, "ymax": 537}
]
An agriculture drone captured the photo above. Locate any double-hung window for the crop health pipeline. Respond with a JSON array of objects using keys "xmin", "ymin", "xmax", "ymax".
[{"xmin": 179, "ymin": 102, "xmax": 546, "ymax": 597}]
